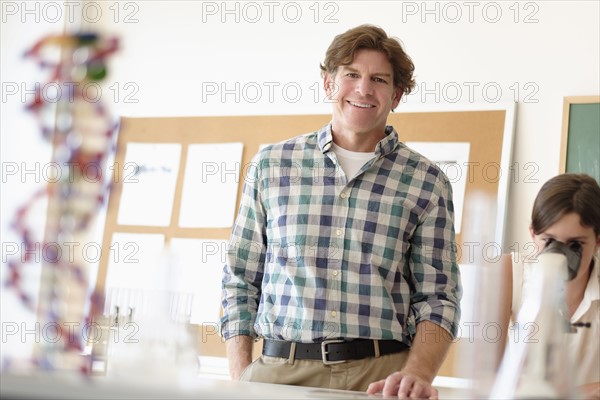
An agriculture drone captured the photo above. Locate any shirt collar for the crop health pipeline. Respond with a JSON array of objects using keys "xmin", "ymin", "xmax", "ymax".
[
  {"xmin": 571, "ymin": 255, "xmax": 600, "ymax": 322},
  {"xmin": 317, "ymin": 124, "xmax": 400, "ymax": 157}
]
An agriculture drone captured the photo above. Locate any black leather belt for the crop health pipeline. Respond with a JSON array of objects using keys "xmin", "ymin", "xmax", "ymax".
[{"xmin": 262, "ymin": 339, "xmax": 409, "ymax": 365}]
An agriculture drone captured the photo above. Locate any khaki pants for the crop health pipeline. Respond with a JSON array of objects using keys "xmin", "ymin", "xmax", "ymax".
[{"xmin": 239, "ymin": 350, "xmax": 409, "ymax": 391}]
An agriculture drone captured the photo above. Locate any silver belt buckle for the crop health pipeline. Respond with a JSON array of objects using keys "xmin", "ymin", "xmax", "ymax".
[{"xmin": 321, "ymin": 339, "xmax": 346, "ymax": 365}]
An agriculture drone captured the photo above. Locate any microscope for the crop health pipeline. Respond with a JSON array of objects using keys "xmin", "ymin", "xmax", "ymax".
[{"xmin": 490, "ymin": 239, "xmax": 583, "ymax": 399}]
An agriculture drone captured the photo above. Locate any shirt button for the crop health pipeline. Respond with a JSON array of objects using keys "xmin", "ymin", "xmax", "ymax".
[
  {"xmin": 340, "ymin": 192, "xmax": 348, "ymax": 199},
  {"xmin": 336, "ymin": 229, "xmax": 342, "ymax": 236},
  {"xmin": 333, "ymin": 271, "xmax": 339, "ymax": 277},
  {"xmin": 331, "ymin": 311, "xmax": 337, "ymax": 317}
]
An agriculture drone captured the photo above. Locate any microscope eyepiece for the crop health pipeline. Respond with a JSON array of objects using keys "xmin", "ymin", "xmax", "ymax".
[{"xmin": 540, "ymin": 239, "xmax": 582, "ymax": 281}]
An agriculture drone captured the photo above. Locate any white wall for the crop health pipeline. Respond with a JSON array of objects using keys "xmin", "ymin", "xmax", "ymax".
[
  {"xmin": 2, "ymin": 1, "xmax": 599, "ymax": 361},
  {"xmin": 97, "ymin": 0, "xmax": 600, "ymax": 252}
]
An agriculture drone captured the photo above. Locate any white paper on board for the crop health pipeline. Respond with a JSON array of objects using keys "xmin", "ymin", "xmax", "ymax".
[
  {"xmin": 179, "ymin": 142, "xmax": 244, "ymax": 228},
  {"xmin": 169, "ymin": 238, "xmax": 227, "ymax": 325},
  {"xmin": 117, "ymin": 143, "xmax": 181, "ymax": 227},
  {"xmin": 104, "ymin": 232, "xmax": 165, "ymax": 316}
]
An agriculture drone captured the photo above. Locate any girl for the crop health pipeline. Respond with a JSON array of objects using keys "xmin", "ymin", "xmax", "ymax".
[{"xmin": 512, "ymin": 173, "xmax": 599, "ymax": 399}]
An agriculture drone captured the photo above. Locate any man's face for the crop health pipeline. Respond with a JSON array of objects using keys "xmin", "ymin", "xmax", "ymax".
[{"xmin": 324, "ymin": 49, "xmax": 402, "ymax": 140}]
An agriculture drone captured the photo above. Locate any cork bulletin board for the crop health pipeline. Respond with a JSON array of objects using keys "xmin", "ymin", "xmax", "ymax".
[{"xmin": 94, "ymin": 103, "xmax": 516, "ymax": 376}]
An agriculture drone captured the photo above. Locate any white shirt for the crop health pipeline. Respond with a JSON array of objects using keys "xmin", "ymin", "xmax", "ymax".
[
  {"xmin": 514, "ymin": 255, "xmax": 600, "ymax": 386},
  {"xmin": 564, "ymin": 257, "xmax": 600, "ymax": 386}
]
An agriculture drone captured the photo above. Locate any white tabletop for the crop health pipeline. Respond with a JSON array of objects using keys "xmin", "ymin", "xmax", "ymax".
[{"xmin": 1, "ymin": 372, "xmax": 471, "ymax": 399}]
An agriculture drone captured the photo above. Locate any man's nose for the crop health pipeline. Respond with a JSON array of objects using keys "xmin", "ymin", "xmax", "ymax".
[{"xmin": 355, "ymin": 78, "xmax": 374, "ymax": 96}]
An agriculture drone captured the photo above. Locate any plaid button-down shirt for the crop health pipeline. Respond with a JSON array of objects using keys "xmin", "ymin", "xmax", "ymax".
[{"xmin": 221, "ymin": 124, "xmax": 462, "ymax": 345}]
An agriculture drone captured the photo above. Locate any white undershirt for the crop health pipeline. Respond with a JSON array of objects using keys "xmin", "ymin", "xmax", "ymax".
[{"xmin": 330, "ymin": 142, "xmax": 375, "ymax": 180}]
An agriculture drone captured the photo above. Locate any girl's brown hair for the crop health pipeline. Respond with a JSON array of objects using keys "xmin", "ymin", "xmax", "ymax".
[{"xmin": 531, "ymin": 173, "xmax": 600, "ymax": 236}]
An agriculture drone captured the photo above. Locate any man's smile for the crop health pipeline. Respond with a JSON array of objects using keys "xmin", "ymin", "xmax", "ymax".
[{"xmin": 347, "ymin": 100, "xmax": 376, "ymax": 108}]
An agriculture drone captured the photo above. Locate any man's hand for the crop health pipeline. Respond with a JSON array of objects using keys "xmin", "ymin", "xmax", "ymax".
[
  {"xmin": 225, "ymin": 335, "xmax": 254, "ymax": 380},
  {"xmin": 367, "ymin": 371, "xmax": 438, "ymax": 399},
  {"xmin": 366, "ymin": 321, "xmax": 452, "ymax": 398},
  {"xmin": 579, "ymin": 382, "xmax": 600, "ymax": 400}
]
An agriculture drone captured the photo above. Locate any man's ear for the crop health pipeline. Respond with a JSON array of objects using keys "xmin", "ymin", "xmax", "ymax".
[
  {"xmin": 323, "ymin": 73, "xmax": 335, "ymax": 100},
  {"xmin": 394, "ymin": 86, "xmax": 403, "ymax": 101},
  {"xmin": 391, "ymin": 86, "xmax": 403, "ymax": 111}
]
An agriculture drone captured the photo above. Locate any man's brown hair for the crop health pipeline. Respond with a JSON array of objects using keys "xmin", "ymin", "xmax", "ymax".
[{"xmin": 320, "ymin": 24, "xmax": 416, "ymax": 96}]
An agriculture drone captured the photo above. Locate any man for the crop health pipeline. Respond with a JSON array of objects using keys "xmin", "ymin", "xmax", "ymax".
[{"xmin": 221, "ymin": 24, "xmax": 461, "ymax": 399}]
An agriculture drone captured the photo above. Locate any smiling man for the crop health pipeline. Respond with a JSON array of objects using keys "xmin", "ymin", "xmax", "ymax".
[{"xmin": 221, "ymin": 25, "xmax": 462, "ymax": 399}]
